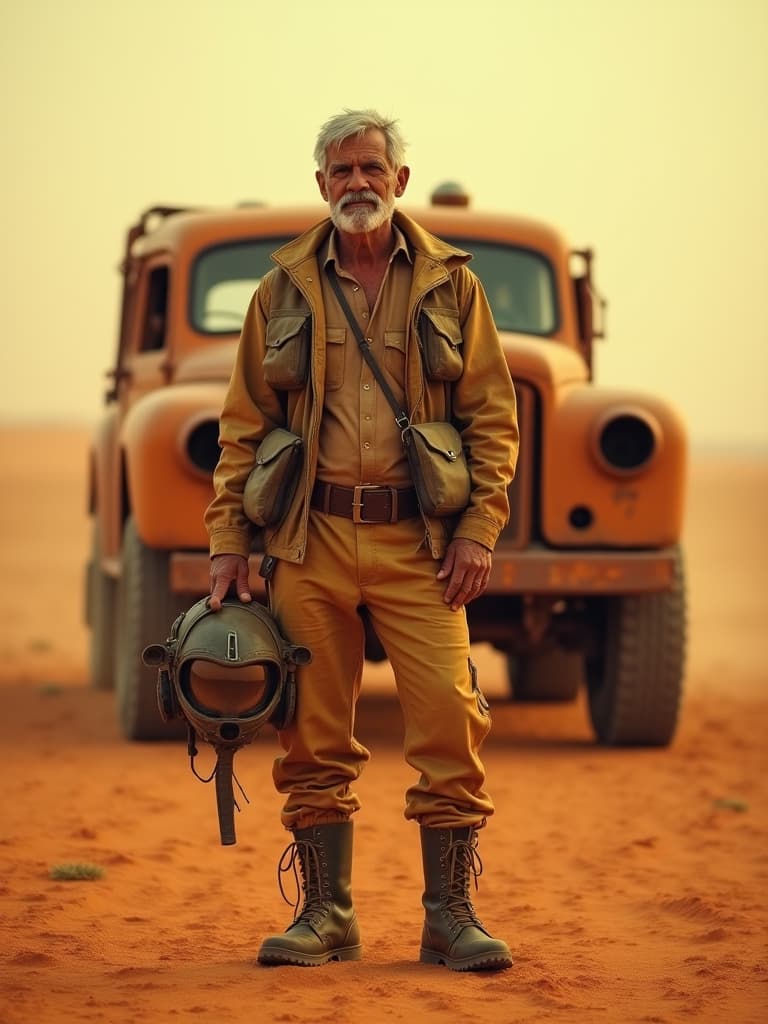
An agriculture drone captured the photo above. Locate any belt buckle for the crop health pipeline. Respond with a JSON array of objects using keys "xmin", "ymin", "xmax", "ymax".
[{"xmin": 351, "ymin": 485, "xmax": 397, "ymax": 524}]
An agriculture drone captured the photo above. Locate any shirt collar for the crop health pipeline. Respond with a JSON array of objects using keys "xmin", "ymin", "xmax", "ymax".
[{"xmin": 323, "ymin": 222, "xmax": 413, "ymax": 267}]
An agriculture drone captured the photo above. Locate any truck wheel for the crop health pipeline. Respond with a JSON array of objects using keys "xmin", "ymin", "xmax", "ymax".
[
  {"xmin": 586, "ymin": 548, "xmax": 686, "ymax": 746},
  {"xmin": 115, "ymin": 517, "xmax": 187, "ymax": 740},
  {"xmin": 507, "ymin": 648, "xmax": 583, "ymax": 702},
  {"xmin": 85, "ymin": 523, "xmax": 117, "ymax": 691}
]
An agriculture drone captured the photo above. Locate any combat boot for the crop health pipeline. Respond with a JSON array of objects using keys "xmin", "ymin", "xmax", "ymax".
[
  {"xmin": 419, "ymin": 826, "xmax": 513, "ymax": 971},
  {"xmin": 257, "ymin": 821, "xmax": 362, "ymax": 966}
]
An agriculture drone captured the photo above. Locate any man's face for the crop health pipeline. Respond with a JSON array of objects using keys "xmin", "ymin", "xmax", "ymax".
[{"xmin": 316, "ymin": 128, "xmax": 409, "ymax": 234}]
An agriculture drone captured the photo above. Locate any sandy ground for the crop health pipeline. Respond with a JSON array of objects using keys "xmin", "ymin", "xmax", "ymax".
[{"xmin": 0, "ymin": 426, "xmax": 766, "ymax": 1024}]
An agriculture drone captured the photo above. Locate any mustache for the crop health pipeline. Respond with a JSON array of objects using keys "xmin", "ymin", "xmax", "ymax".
[{"xmin": 339, "ymin": 190, "xmax": 380, "ymax": 209}]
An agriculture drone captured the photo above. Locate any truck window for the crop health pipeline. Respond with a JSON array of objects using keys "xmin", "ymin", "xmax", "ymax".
[
  {"xmin": 189, "ymin": 237, "xmax": 558, "ymax": 338},
  {"xmin": 141, "ymin": 266, "xmax": 169, "ymax": 351},
  {"xmin": 448, "ymin": 241, "xmax": 559, "ymax": 336},
  {"xmin": 190, "ymin": 240, "xmax": 292, "ymax": 334}
]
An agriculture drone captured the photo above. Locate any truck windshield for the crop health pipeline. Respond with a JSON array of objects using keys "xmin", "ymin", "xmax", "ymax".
[
  {"xmin": 190, "ymin": 238, "xmax": 558, "ymax": 336},
  {"xmin": 451, "ymin": 240, "xmax": 558, "ymax": 335},
  {"xmin": 190, "ymin": 240, "xmax": 282, "ymax": 334}
]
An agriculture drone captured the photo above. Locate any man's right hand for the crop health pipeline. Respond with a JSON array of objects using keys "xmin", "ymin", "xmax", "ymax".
[{"xmin": 209, "ymin": 553, "xmax": 252, "ymax": 611}]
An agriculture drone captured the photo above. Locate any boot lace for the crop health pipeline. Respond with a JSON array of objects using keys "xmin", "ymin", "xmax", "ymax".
[
  {"xmin": 276, "ymin": 839, "xmax": 330, "ymax": 927},
  {"xmin": 443, "ymin": 833, "xmax": 485, "ymax": 931}
]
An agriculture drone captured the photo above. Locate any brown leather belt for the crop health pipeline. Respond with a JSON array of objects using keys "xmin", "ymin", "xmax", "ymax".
[{"xmin": 310, "ymin": 481, "xmax": 419, "ymax": 524}]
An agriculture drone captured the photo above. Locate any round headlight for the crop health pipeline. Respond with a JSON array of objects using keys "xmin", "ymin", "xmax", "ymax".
[
  {"xmin": 592, "ymin": 408, "xmax": 661, "ymax": 476},
  {"xmin": 181, "ymin": 416, "xmax": 221, "ymax": 477}
]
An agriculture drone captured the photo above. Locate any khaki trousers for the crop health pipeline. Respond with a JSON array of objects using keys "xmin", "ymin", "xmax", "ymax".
[{"xmin": 269, "ymin": 508, "xmax": 494, "ymax": 830}]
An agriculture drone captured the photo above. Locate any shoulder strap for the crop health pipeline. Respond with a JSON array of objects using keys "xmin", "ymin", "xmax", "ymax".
[{"xmin": 326, "ymin": 266, "xmax": 410, "ymax": 430}]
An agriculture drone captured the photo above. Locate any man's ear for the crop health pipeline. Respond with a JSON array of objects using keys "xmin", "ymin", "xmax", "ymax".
[
  {"xmin": 315, "ymin": 169, "xmax": 328, "ymax": 202},
  {"xmin": 395, "ymin": 165, "xmax": 410, "ymax": 197}
]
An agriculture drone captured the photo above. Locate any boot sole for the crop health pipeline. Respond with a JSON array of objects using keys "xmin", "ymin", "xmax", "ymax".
[
  {"xmin": 258, "ymin": 944, "xmax": 363, "ymax": 967},
  {"xmin": 420, "ymin": 947, "xmax": 513, "ymax": 972}
]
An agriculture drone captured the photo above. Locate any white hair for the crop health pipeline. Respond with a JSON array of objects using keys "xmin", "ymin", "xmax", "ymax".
[{"xmin": 314, "ymin": 109, "xmax": 407, "ymax": 171}]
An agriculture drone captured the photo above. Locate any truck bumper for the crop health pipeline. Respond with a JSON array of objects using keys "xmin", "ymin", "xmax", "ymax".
[
  {"xmin": 170, "ymin": 546, "xmax": 680, "ymax": 597},
  {"xmin": 487, "ymin": 544, "xmax": 679, "ymax": 593}
]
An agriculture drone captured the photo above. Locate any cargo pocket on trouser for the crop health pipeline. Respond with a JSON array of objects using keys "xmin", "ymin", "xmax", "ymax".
[{"xmin": 469, "ymin": 657, "xmax": 491, "ymax": 723}]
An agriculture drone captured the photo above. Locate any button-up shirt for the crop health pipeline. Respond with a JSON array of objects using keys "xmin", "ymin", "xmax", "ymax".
[{"xmin": 316, "ymin": 227, "xmax": 414, "ymax": 488}]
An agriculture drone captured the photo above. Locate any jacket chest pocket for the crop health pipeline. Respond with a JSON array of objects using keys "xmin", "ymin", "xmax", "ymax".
[
  {"xmin": 324, "ymin": 327, "xmax": 346, "ymax": 392},
  {"xmin": 263, "ymin": 314, "xmax": 311, "ymax": 390},
  {"xmin": 418, "ymin": 309, "xmax": 464, "ymax": 382}
]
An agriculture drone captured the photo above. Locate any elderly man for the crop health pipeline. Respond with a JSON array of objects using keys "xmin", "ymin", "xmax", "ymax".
[{"xmin": 205, "ymin": 109, "xmax": 518, "ymax": 971}]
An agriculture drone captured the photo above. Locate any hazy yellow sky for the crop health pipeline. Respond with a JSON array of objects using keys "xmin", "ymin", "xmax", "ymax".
[{"xmin": 1, "ymin": 0, "xmax": 766, "ymax": 449}]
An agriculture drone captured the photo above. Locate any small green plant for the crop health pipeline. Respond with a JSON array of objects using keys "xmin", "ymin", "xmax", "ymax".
[
  {"xmin": 712, "ymin": 797, "xmax": 749, "ymax": 812},
  {"xmin": 38, "ymin": 683, "xmax": 63, "ymax": 696},
  {"xmin": 49, "ymin": 863, "xmax": 105, "ymax": 882}
]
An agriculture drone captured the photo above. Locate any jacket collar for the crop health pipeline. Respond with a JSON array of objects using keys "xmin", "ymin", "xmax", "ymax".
[{"xmin": 271, "ymin": 209, "xmax": 472, "ymax": 273}]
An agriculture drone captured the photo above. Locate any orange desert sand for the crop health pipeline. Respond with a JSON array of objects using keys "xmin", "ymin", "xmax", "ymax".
[{"xmin": 0, "ymin": 427, "xmax": 766, "ymax": 1023}]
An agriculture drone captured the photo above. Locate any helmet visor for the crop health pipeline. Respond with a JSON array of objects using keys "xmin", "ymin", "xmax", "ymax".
[{"xmin": 185, "ymin": 659, "xmax": 270, "ymax": 716}]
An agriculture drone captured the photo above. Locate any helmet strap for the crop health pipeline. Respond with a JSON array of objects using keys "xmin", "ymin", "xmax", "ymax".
[{"xmin": 186, "ymin": 726, "xmax": 251, "ymax": 845}]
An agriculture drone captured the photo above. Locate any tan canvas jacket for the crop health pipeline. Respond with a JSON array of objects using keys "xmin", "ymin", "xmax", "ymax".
[{"xmin": 205, "ymin": 210, "xmax": 519, "ymax": 563}]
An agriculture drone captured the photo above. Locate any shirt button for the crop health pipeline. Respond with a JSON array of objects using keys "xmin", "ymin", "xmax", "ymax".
[
  {"xmin": 363, "ymin": 383, "xmax": 371, "ymax": 391},
  {"xmin": 353, "ymin": 286, "xmax": 359, "ymax": 292},
  {"xmin": 365, "ymin": 415, "xmax": 372, "ymax": 421},
  {"xmin": 363, "ymin": 442, "xmax": 371, "ymax": 450},
  {"xmin": 362, "ymin": 312, "xmax": 368, "ymax": 319}
]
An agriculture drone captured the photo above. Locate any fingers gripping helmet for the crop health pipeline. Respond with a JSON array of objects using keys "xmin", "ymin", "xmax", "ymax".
[{"xmin": 142, "ymin": 597, "xmax": 311, "ymax": 845}]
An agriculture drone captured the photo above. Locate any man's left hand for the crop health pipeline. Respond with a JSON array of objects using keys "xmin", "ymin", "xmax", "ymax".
[{"xmin": 436, "ymin": 538, "xmax": 492, "ymax": 612}]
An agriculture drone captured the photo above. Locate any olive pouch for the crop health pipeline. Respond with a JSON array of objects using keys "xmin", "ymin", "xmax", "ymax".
[
  {"xmin": 418, "ymin": 309, "xmax": 464, "ymax": 381},
  {"xmin": 263, "ymin": 314, "xmax": 311, "ymax": 390},
  {"xmin": 403, "ymin": 421, "xmax": 471, "ymax": 517},
  {"xmin": 243, "ymin": 428, "xmax": 303, "ymax": 527}
]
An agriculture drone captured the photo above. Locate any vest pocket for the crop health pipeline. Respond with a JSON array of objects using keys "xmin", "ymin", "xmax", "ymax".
[
  {"xmin": 263, "ymin": 313, "xmax": 311, "ymax": 390},
  {"xmin": 418, "ymin": 309, "xmax": 464, "ymax": 381}
]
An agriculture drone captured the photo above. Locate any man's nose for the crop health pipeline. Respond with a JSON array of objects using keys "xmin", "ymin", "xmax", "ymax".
[{"xmin": 347, "ymin": 166, "xmax": 369, "ymax": 190}]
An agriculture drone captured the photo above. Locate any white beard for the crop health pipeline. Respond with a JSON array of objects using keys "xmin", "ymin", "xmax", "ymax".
[{"xmin": 330, "ymin": 190, "xmax": 395, "ymax": 234}]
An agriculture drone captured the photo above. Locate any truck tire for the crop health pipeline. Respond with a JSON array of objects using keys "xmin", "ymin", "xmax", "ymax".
[
  {"xmin": 115, "ymin": 517, "xmax": 188, "ymax": 741},
  {"xmin": 586, "ymin": 548, "xmax": 686, "ymax": 746},
  {"xmin": 507, "ymin": 648, "xmax": 583, "ymax": 702},
  {"xmin": 85, "ymin": 523, "xmax": 117, "ymax": 691}
]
